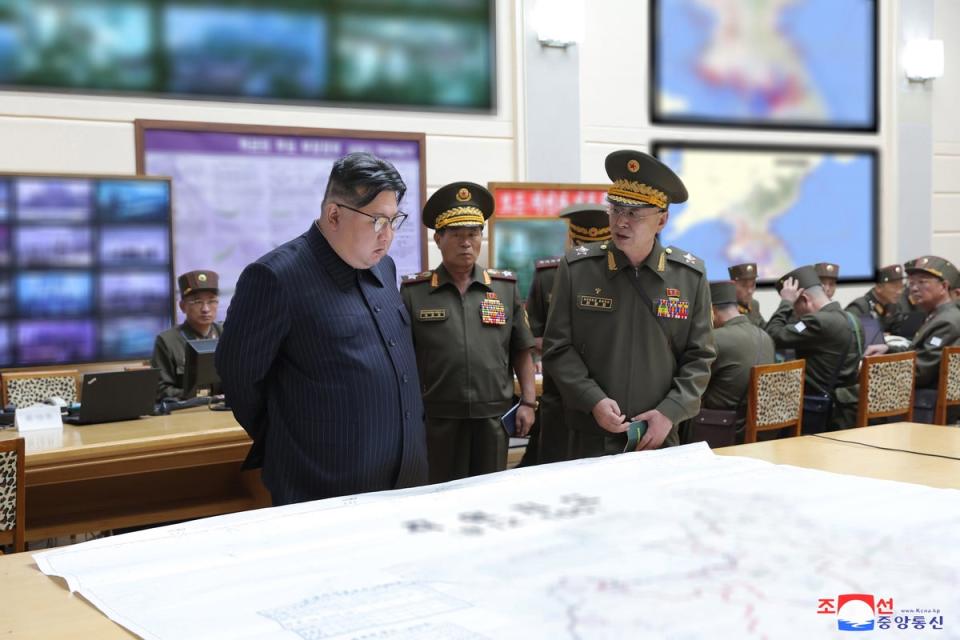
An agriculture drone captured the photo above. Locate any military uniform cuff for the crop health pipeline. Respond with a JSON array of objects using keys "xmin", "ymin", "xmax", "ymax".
[
  {"xmin": 655, "ymin": 397, "xmax": 687, "ymax": 425},
  {"xmin": 577, "ymin": 386, "xmax": 608, "ymax": 415}
]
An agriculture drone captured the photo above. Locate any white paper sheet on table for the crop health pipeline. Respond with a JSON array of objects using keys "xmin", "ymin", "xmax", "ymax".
[{"xmin": 34, "ymin": 443, "xmax": 960, "ymax": 639}]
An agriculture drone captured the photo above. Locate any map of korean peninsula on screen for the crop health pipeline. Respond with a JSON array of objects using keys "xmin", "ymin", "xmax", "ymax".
[
  {"xmin": 653, "ymin": 0, "xmax": 876, "ymax": 129},
  {"xmin": 655, "ymin": 145, "xmax": 876, "ymax": 282}
]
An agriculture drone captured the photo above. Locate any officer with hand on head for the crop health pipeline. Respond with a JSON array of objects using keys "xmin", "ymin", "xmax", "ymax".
[
  {"xmin": 401, "ymin": 182, "xmax": 537, "ymax": 483},
  {"xmin": 542, "ymin": 150, "xmax": 716, "ymax": 457}
]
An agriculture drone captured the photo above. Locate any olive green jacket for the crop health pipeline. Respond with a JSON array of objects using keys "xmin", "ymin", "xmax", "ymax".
[
  {"xmin": 526, "ymin": 257, "xmax": 560, "ymax": 337},
  {"xmin": 542, "ymin": 239, "xmax": 716, "ymax": 436},
  {"xmin": 401, "ymin": 264, "xmax": 535, "ymax": 419},
  {"xmin": 846, "ymin": 287, "xmax": 902, "ymax": 332},
  {"xmin": 892, "ymin": 301, "xmax": 960, "ymax": 388},
  {"xmin": 702, "ymin": 315, "xmax": 776, "ymax": 410},
  {"xmin": 766, "ymin": 300, "xmax": 862, "ymax": 396},
  {"xmin": 150, "ymin": 321, "xmax": 223, "ymax": 401},
  {"xmin": 738, "ymin": 299, "xmax": 765, "ymax": 328}
]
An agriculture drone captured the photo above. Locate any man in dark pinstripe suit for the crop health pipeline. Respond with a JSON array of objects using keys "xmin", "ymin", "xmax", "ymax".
[{"xmin": 216, "ymin": 152, "xmax": 428, "ymax": 505}]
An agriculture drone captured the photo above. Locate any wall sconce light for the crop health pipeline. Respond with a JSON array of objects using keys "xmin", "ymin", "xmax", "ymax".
[
  {"xmin": 903, "ymin": 39, "xmax": 944, "ymax": 82},
  {"xmin": 533, "ymin": 0, "xmax": 585, "ymax": 48}
]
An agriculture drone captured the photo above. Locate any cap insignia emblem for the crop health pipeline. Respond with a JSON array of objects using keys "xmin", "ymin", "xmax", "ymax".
[
  {"xmin": 627, "ymin": 159, "xmax": 640, "ymax": 173},
  {"xmin": 198, "ymin": 273, "xmax": 207, "ymax": 282},
  {"xmin": 456, "ymin": 188, "xmax": 471, "ymax": 202}
]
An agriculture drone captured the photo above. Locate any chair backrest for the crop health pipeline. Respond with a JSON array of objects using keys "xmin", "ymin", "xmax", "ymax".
[
  {"xmin": 1, "ymin": 369, "xmax": 80, "ymax": 408},
  {"xmin": 856, "ymin": 351, "xmax": 916, "ymax": 428},
  {"xmin": 745, "ymin": 359, "xmax": 806, "ymax": 443},
  {"xmin": 0, "ymin": 437, "xmax": 25, "ymax": 553},
  {"xmin": 935, "ymin": 346, "xmax": 960, "ymax": 425}
]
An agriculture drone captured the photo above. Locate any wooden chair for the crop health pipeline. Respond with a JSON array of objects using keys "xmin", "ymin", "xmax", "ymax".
[
  {"xmin": 1, "ymin": 369, "xmax": 80, "ymax": 408},
  {"xmin": 0, "ymin": 438, "xmax": 25, "ymax": 553},
  {"xmin": 745, "ymin": 360, "xmax": 806, "ymax": 443},
  {"xmin": 934, "ymin": 346, "xmax": 960, "ymax": 425},
  {"xmin": 855, "ymin": 352, "xmax": 916, "ymax": 428}
]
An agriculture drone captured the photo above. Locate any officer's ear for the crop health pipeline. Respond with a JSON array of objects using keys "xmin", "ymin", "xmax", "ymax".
[
  {"xmin": 433, "ymin": 231, "xmax": 441, "ymax": 246},
  {"xmin": 323, "ymin": 201, "xmax": 341, "ymax": 228},
  {"xmin": 178, "ymin": 299, "xmax": 188, "ymax": 314},
  {"xmin": 655, "ymin": 209, "xmax": 669, "ymax": 232}
]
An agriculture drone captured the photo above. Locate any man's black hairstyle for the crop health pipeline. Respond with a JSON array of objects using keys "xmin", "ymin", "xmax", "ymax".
[{"xmin": 322, "ymin": 151, "xmax": 407, "ymax": 208}]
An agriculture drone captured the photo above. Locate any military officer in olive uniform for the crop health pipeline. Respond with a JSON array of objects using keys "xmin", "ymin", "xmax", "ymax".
[
  {"xmin": 767, "ymin": 266, "xmax": 863, "ymax": 432},
  {"xmin": 525, "ymin": 203, "xmax": 611, "ymax": 465},
  {"xmin": 728, "ymin": 262, "xmax": 765, "ymax": 327},
  {"xmin": 845, "ymin": 264, "xmax": 906, "ymax": 332},
  {"xmin": 401, "ymin": 182, "xmax": 537, "ymax": 483},
  {"xmin": 542, "ymin": 150, "xmax": 716, "ymax": 457},
  {"xmin": 701, "ymin": 281, "xmax": 776, "ymax": 415},
  {"xmin": 150, "ymin": 270, "xmax": 223, "ymax": 401},
  {"xmin": 866, "ymin": 256, "xmax": 960, "ymax": 399},
  {"xmin": 815, "ymin": 262, "xmax": 840, "ymax": 299}
]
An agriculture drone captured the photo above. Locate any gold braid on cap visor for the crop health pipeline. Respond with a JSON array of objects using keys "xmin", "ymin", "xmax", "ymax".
[
  {"xmin": 434, "ymin": 206, "xmax": 486, "ymax": 229},
  {"xmin": 607, "ymin": 179, "xmax": 668, "ymax": 209},
  {"xmin": 568, "ymin": 222, "xmax": 611, "ymax": 243}
]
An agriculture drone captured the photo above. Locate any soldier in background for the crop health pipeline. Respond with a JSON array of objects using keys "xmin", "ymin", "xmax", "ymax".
[
  {"xmin": 523, "ymin": 203, "xmax": 610, "ymax": 465},
  {"xmin": 402, "ymin": 182, "xmax": 537, "ymax": 483},
  {"xmin": 728, "ymin": 262, "xmax": 765, "ymax": 328},
  {"xmin": 866, "ymin": 256, "xmax": 960, "ymax": 421},
  {"xmin": 151, "ymin": 270, "xmax": 222, "ymax": 401},
  {"xmin": 845, "ymin": 264, "xmax": 905, "ymax": 332},
  {"xmin": 543, "ymin": 150, "xmax": 715, "ymax": 456},
  {"xmin": 767, "ymin": 266, "xmax": 863, "ymax": 432}
]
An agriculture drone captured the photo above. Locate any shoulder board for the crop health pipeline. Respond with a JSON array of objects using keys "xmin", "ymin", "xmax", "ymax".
[
  {"xmin": 485, "ymin": 268, "xmax": 517, "ymax": 282},
  {"xmin": 665, "ymin": 246, "xmax": 706, "ymax": 274},
  {"xmin": 401, "ymin": 270, "xmax": 433, "ymax": 286},
  {"xmin": 565, "ymin": 242, "xmax": 607, "ymax": 263},
  {"xmin": 535, "ymin": 256, "xmax": 562, "ymax": 270}
]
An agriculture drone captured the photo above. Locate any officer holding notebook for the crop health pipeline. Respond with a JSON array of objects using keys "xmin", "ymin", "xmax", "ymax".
[{"xmin": 542, "ymin": 150, "xmax": 716, "ymax": 457}]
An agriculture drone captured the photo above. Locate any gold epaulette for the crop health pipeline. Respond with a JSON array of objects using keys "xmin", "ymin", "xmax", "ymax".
[
  {"xmin": 401, "ymin": 271, "xmax": 433, "ymax": 286},
  {"xmin": 565, "ymin": 242, "xmax": 606, "ymax": 263}
]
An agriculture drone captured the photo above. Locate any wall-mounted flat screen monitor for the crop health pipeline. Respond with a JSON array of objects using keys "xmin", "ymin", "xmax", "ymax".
[
  {"xmin": 0, "ymin": 1, "xmax": 495, "ymax": 112},
  {"xmin": 652, "ymin": 143, "xmax": 878, "ymax": 284},
  {"xmin": 0, "ymin": 174, "xmax": 174, "ymax": 368},
  {"xmin": 650, "ymin": 0, "xmax": 878, "ymax": 131}
]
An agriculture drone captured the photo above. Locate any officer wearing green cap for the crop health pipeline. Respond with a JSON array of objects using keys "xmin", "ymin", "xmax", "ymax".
[
  {"xmin": 524, "ymin": 202, "xmax": 611, "ymax": 464},
  {"xmin": 699, "ymin": 280, "xmax": 775, "ymax": 427},
  {"xmin": 542, "ymin": 150, "xmax": 716, "ymax": 456},
  {"xmin": 401, "ymin": 182, "xmax": 537, "ymax": 483},
  {"xmin": 814, "ymin": 262, "xmax": 840, "ymax": 299},
  {"xmin": 150, "ymin": 270, "xmax": 223, "ymax": 401},
  {"xmin": 865, "ymin": 256, "xmax": 960, "ymax": 395},
  {"xmin": 845, "ymin": 264, "xmax": 906, "ymax": 332},
  {"xmin": 728, "ymin": 263, "xmax": 765, "ymax": 327},
  {"xmin": 766, "ymin": 265, "xmax": 863, "ymax": 431}
]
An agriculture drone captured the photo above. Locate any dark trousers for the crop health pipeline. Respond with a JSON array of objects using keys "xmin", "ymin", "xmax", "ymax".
[{"xmin": 426, "ymin": 416, "xmax": 507, "ymax": 484}]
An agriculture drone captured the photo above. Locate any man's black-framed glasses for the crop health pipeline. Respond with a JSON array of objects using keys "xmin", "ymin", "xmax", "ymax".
[{"xmin": 335, "ymin": 202, "xmax": 408, "ymax": 233}]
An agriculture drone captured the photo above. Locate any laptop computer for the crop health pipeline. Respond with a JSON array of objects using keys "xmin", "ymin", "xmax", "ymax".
[{"xmin": 63, "ymin": 369, "xmax": 160, "ymax": 425}]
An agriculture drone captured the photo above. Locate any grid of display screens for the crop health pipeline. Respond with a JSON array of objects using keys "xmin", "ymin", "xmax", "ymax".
[
  {"xmin": 0, "ymin": 1, "xmax": 495, "ymax": 112},
  {"xmin": 0, "ymin": 175, "xmax": 173, "ymax": 367}
]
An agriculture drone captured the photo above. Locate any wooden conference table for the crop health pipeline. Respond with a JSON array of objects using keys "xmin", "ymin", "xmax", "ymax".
[
  {"xmin": 2, "ymin": 422, "xmax": 958, "ymax": 638},
  {"xmin": 0, "ymin": 407, "xmax": 270, "ymax": 542}
]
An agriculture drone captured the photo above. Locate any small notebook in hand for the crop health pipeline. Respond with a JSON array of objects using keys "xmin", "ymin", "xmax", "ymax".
[
  {"xmin": 500, "ymin": 402, "xmax": 520, "ymax": 437},
  {"xmin": 624, "ymin": 420, "xmax": 648, "ymax": 453}
]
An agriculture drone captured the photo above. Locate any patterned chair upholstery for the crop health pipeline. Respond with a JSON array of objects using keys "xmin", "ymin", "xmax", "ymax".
[
  {"xmin": 745, "ymin": 360, "xmax": 806, "ymax": 443},
  {"xmin": 856, "ymin": 352, "xmax": 916, "ymax": 428},
  {"xmin": 1, "ymin": 370, "xmax": 80, "ymax": 409},
  {"xmin": 0, "ymin": 437, "xmax": 25, "ymax": 553},
  {"xmin": 935, "ymin": 346, "xmax": 960, "ymax": 425}
]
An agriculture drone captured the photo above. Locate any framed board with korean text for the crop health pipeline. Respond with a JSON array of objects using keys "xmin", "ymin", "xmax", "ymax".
[{"xmin": 136, "ymin": 120, "xmax": 427, "ymax": 312}]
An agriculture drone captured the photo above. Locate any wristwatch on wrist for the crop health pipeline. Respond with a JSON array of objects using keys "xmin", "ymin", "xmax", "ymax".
[{"xmin": 520, "ymin": 399, "xmax": 539, "ymax": 410}]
